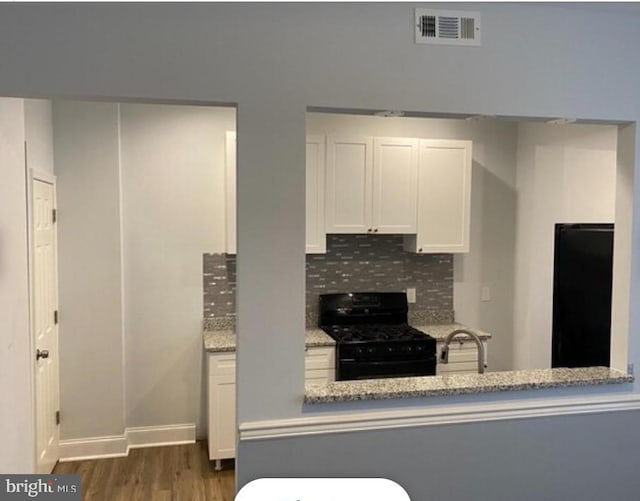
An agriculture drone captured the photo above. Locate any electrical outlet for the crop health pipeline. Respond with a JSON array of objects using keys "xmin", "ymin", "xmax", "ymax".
[
  {"xmin": 481, "ymin": 286, "xmax": 491, "ymax": 302},
  {"xmin": 406, "ymin": 287, "xmax": 416, "ymax": 304}
]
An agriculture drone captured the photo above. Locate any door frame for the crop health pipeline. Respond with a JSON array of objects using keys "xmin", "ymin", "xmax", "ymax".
[{"xmin": 27, "ymin": 168, "xmax": 60, "ymax": 473}]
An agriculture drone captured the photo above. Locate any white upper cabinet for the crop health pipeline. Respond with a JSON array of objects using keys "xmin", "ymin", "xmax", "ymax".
[
  {"xmin": 225, "ymin": 132, "xmax": 327, "ymax": 254},
  {"xmin": 305, "ymin": 135, "xmax": 327, "ymax": 253},
  {"xmin": 373, "ymin": 137, "xmax": 418, "ymax": 233},
  {"xmin": 404, "ymin": 139, "xmax": 472, "ymax": 254},
  {"xmin": 325, "ymin": 135, "xmax": 373, "ymax": 233},
  {"xmin": 325, "ymin": 135, "xmax": 418, "ymax": 234}
]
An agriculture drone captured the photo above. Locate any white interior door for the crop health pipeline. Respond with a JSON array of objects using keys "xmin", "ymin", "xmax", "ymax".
[{"xmin": 33, "ymin": 177, "xmax": 60, "ymax": 474}]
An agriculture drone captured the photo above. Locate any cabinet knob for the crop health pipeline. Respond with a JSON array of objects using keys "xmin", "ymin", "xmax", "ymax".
[
  {"xmin": 418, "ymin": 248, "xmax": 423, "ymax": 253},
  {"xmin": 374, "ymin": 228, "xmax": 378, "ymax": 233},
  {"xmin": 367, "ymin": 228, "xmax": 372, "ymax": 233}
]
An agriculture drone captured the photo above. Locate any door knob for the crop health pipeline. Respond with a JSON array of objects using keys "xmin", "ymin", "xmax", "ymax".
[{"xmin": 36, "ymin": 349, "xmax": 49, "ymax": 360}]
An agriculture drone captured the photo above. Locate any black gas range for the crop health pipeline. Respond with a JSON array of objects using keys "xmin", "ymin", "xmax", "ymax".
[{"xmin": 319, "ymin": 292, "xmax": 437, "ymax": 381}]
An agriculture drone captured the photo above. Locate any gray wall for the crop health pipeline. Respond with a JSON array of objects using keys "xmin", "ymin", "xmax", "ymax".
[
  {"xmin": 24, "ymin": 99, "xmax": 55, "ymax": 175},
  {"xmin": 0, "ymin": 98, "xmax": 34, "ymax": 473},
  {"xmin": 1, "ymin": 3, "xmax": 640, "ymax": 495},
  {"xmin": 238, "ymin": 409, "xmax": 640, "ymax": 501}
]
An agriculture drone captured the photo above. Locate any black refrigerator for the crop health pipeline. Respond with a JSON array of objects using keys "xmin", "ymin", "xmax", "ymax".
[{"xmin": 552, "ymin": 223, "xmax": 614, "ymax": 368}]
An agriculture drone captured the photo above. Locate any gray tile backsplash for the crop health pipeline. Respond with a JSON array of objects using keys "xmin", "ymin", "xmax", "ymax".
[
  {"xmin": 203, "ymin": 235, "xmax": 454, "ymax": 327},
  {"xmin": 203, "ymin": 253, "xmax": 236, "ymax": 319}
]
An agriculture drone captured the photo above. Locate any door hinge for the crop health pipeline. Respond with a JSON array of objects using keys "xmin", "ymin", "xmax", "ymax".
[
  {"xmin": 54, "ymin": 310, "xmax": 58, "ymax": 325},
  {"xmin": 55, "ymin": 410, "xmax": 60, "ymax": 425},
  {"xmin": 52, "ymin": 209, "xmax": 57, "ymax": 224}
]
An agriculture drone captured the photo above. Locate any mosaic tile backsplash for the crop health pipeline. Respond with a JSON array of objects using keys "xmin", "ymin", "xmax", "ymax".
[{"xmin": 203, "ymin": 235, "xmax": 454, "ymax": 327}]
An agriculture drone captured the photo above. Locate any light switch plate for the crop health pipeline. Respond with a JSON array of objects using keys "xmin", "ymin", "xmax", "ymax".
[{"xmin": 406, "ymin": 287, "xmax": 416, "ymax": 304}]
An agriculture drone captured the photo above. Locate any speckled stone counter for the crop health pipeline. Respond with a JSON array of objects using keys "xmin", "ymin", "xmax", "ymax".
[
  {"xmin": 412, "ymin": 323, "xmax": 492, "ymax": 341},
  {"xmin": 203, "ymin": 330, "xmax": 236, "ymax": 352},
  {"xmin": 203, "ymin": 328, "xmax": 335, "ymax": 353},
  {"xmin": 305, "ymin": 367, "xmax": 633, "ymax": 404},
  {"xmin": 304, "ymin": 329, "xmax": 337, "ymax": 348}
]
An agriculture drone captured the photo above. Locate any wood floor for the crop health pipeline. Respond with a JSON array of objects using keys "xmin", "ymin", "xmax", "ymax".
[{"xmin": 53, "ymin": 442, "xmax": 235, "ymax": 501}]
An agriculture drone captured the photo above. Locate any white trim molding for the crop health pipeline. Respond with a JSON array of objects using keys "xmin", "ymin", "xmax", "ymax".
[
  {"xmin": 239, "ymin": 393, "xmax": 640, "ymax": 442},
  {"xmin": 127, "ymin": 423, "xmax": 196, "ymax": 449},
  {"xmin": 58, "ymin": 435, "xmax": 128, "ymax": 462},
  {"xmin": 58, "ymin": 423, "xmax": 196, "ymax": 462}
]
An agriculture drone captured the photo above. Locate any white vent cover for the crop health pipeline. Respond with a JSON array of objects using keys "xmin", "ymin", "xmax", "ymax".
[{"xmin": 415, "ymin": 9, "xmax": 481, "ymax": 46}]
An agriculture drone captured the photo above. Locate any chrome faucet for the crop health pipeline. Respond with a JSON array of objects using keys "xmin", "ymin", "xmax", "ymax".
[{"xmin": 440, "ymin": 329, "xmax": 487, "ymax": 374}]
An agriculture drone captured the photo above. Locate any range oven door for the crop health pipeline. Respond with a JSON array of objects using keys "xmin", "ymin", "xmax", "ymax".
[{"xmin": 337, "ymin": 357, "xmax": 436, "ymax": 381}]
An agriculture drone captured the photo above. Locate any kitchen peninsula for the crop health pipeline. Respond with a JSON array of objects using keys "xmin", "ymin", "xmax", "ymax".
[{"xmin": 203, "ymin": 323, "xmax": 632, "ymax": 468}]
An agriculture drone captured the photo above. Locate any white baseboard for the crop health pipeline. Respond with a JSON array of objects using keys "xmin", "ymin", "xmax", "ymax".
[
  {"xmin": 127, "ymin": 423, "xmax": 196, "ymax": 449},
  {"xmin": 59, "ymin": 423, "xmax": 196, "ymax": 462},
  {"xmin": 59, "ymin": 435, "xmax": 128, "ymax": 462}
]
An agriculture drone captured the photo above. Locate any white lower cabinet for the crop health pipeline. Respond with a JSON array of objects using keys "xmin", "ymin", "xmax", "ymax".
[
  {"xmin": 207, "ymin": 354, "xmax": 236, "ymax": 466},
  {"xmin": 435, "ymin": 339, "xmax": 489, "ymax": 375},
  {"xmin": 207, "ymin": 346, "xmax": 335, "ymax": 466}
]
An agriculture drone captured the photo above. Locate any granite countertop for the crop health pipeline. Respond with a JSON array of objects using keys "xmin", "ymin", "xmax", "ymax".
[
  {"xmin": 305, "ymin": 367, "xmax": 634, "ymax": 404},
  {"xmin": 413, "ymin": 323, "xmax": 492, "ymax": 341},
  {"xmin": 203, "ymin": 328, "xmax": 335, "ymax": 352}
]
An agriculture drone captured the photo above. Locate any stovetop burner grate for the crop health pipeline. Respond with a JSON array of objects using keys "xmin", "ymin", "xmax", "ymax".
[{"xmin": 323, "ymin": 323, "xmax": 430, "ymax": 343}]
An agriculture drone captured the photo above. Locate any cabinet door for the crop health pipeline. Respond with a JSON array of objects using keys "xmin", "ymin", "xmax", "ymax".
[
  {"xmin": 305, "ymin": 136, "xmax": 326, "ymax": 253},
  {"xmin": 373, "ymin": 137, "xmax": 418, "ymax": 233},
  {"xmin": 413, "ymin": 139, "xmax": 472, "ymax": 253},
  {"xmin": 325, "ymin": 135, "xmax": 373, "ymax": 233},
  {"xmin": 225, "ymin": 131, "xmax": 236, "ymax": 254},
  {"xmin": 304, "ymin": 346, "xmax": 335, "ymax": 383},
  {"xmin": 208, "ymin": 354, "xmax": 236, "ymax": 460}
]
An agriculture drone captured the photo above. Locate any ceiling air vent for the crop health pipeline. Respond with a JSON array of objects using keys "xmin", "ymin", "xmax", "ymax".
[{"xmin": 415, "ymin": 9, "xmax": 481, "ymax": 47}]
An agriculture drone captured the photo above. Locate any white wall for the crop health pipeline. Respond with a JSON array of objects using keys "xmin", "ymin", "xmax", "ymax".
[
  {"xmin": 611, "ymin": 125, "xmax": 636, "ymax": 371},
  {"xmin": 0, "ymin": 98, "xmax": 34, "ymax": 473},
  {"xmin": 53, "ymin": 101, "xmax": 126, "ymax": 439},
  {"xmin": 307, "ymin": 113, "xmax": 518, "ymax": 371},
  {"xmin": 1, "ymin": 3, "xmax": 640, "ymax": 494},
  {"xmin": 120, "ymin": 103, "xmax": 233, "ymax": 433},
  {"xmin": 513, "ymin": 123, "xmax": 618, "ymax": 370},
  {"xmin": 24, "ymin": 99, "xmax": 54, "ymax": 175},
  {"xmin": 53, "ymin": 102, "xmax": 233, "ymax": 439}
]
